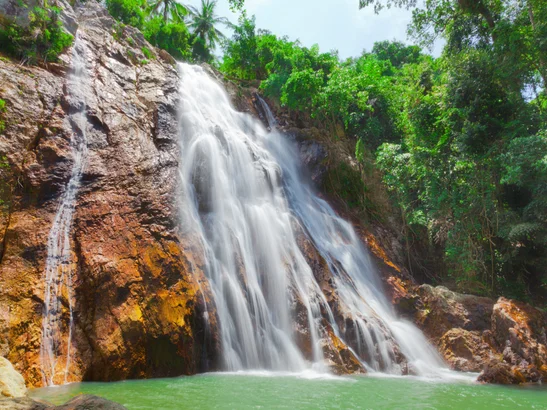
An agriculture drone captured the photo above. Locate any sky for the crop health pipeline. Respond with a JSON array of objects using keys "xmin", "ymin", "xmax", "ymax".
[{"xmin": 185, "ymin": 0, "xmax": 443, "ymax": 59}]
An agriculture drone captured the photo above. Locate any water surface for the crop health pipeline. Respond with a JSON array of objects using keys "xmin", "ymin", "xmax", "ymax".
[{"xmin": 31, "ymin": 372, "xmax": 547, "ymax": 409}]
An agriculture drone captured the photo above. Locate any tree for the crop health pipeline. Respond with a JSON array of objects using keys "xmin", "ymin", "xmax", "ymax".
[
  {"xmin": 371, "ymin": 40, "xmax": 421, "ymax": 68},
  {"xmin": 187, "ymin": 0, "xmax": 232, "ymax": 49},
  {"xmin": 359, "ymin": 0, "xmax": 547, "ymax": 93},
  {"xmin": 106, "ymin": 0, "xmax": 147, "ymax": 28},
  {"xmin": 221, "ymin": 12, "xmax": 260, "ymax": 79},
  {"xmin": 228, "ymin": 0, "xmax": 245, "ymax": 11},
  {"xmin": 146, "ymin": 0, "xmax": 188, "ymax": 23},
  {"xmin": 143, "ymin": 17, "xmax": 192, "ymax": 59}
]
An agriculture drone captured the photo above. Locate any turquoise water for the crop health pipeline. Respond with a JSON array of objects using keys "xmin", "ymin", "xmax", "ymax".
[{"xmin": 31, "ymin": 372, "xmax": 547, "ymax": 409}]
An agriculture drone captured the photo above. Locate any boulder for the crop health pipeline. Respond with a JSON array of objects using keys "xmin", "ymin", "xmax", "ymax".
[
  {"xmin": 491, "ymin": 298, "xmax": 547, "ymax": 364},
  {"xmin": 413, "ymin": 285, "xmax": 494, "ymax": 342},
  {"xmin": 0, "ymin": 394, "xmax": 126, "ymax": 409},
  {"xmin": 483, "ymin": 297, "xmax": 547, "ymax": 383},
  {"xmin": 0, "ymin": 357, "xmax": 26, "ymax": 398},
  {"xmin": 477, "ymin": 359, "xmax": 527, "ymax": 385},
  {"xmin": 0, "ymin": 396, "xmax": 48, "ymax": 410},
  {"xmin": 54, "ymin": 394, "xmax": 127, "ymax": 409},
  {"xmin": 438, "ymin": 329, "xmax": 492, "ymax": 372}
]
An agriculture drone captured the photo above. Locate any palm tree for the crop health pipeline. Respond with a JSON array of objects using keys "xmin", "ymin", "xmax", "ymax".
[
  {"xmin": 187, "ymin": 0, "xmax": 232, "ymax": 49},
  {"xmin": 146, "ymin": 0, "xmax": 188, "ymax": 23}
]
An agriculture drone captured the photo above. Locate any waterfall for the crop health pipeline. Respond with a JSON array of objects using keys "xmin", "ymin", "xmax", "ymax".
[
  {"xmin": 256, "ymin": 95, "xmax": 278, "ymax": 130},
  {"xmin": 40, "ymin": 33, "xmax": 90, "ymax": 386},
  {"xmin": 177, "ymin": 63, "xmax": 448, "ymax": 377}
]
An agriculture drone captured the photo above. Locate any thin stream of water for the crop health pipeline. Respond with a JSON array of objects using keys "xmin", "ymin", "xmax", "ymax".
[{"xmin": 40, "ymin": 33, "xmax": 90, "ymax": 386}]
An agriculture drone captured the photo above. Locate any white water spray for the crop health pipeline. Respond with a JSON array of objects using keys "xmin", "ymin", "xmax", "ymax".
[
  {"xmin": 40, "ymin": 33, "xmax": 90, "ymax": 386},
  {"xmin": 177, "ymin": 64, "xmax": 450, "ymax": 377}
]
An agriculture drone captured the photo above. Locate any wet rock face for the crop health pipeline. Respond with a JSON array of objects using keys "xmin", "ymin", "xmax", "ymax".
[
  {"xmin": 297, "ymin": 141, "xmax": 328, "ymax": 186},
  {"xmin": 0, "ymin": 1, "xmax": 218, "ymax": 387}
]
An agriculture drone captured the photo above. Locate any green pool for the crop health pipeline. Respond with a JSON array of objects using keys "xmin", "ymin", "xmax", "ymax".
[{"xmin": 30, "ymin": 372, "xmax": 547, "ymax": 409}]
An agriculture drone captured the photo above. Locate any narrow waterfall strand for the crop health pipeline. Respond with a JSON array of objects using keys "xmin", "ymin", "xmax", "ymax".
[{"xmin": 40, "ymin": 33, "xmax": 90, "ymax": 386}]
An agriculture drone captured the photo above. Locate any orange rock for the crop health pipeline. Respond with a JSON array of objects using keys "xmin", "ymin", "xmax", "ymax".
[{"xmin": 438, "ymin": 328, "xmax": 493, "ymax": 372}]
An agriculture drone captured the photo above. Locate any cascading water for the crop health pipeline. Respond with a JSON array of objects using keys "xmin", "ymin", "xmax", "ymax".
[
  {"xmin": 40, "ymin": 33, "xmax": 90, "ymax": 386},
  {"xmin": 177, "ymin": 63, "xmax": 451, "ymax": 377}
]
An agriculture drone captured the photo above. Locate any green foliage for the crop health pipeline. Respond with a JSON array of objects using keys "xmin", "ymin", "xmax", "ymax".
[
  {"xmin": 141, "ymin": 46, "xmax": 154, "ymax": 60},
  {"xmin": 0, "ymin": 155, "xmax": 11, "ymax": 209},
  {"xmin": 371, "ymin": 40, "xmax": 421, "ymax": 68},
  {"xmin": 0, "ymin": 5, "xmax": 73, "ymax": 64},
  {"xmin": 228, "ymin": 0, "xmax": 245, "ymax": 12},
  {"xmin": 360, "ymin": 0, "xmax": 547, "ymax": 95},
  {"xmin": 0, "ymin": 98, "xmax": 6, "ymax": 133},
  {"xmin": 221, "ymin": 13, "xmax": 260, "ymax": 79},
  {"xmin": 106, "ymin": 0, "xmax": 146, "ymax": 28},
  {"xmin": 146, "ymin": 0, "xmax": 188, "ymax": 23},
  {"xmin": 191, "ymin": 35, "xmax": 213, "ymax": 62},
  {"xmin": 187, "ymin": 0, "xmax": 231, "ymax": 50},
  {"xmin": 104, "ymin": 0, "xmax": 231, "ymax": 64},
  {"xmin": 143, "ymin": 17, "xmax": 191, "ymax": 60},
  {"xmin": 323, "ymin": 161, "xmax": 367, "ymax": 210}
]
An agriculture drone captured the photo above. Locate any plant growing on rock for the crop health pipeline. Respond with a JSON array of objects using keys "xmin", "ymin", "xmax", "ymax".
[
  {"xmin": 0, "ymin": 99, "xmax": 5, "ymax": 133},
  {"xmin": 0, "ymin": 5, "xmax": 73, "ymax": 64}
]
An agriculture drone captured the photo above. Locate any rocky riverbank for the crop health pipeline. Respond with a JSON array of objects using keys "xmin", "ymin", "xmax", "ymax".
[{"xmin": 0, "ymin": 356, "xmax": 126, "ymax": 409}]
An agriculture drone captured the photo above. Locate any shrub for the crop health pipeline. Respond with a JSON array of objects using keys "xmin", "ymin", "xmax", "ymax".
[
  {"xmin": 105, "ymin": 0, "xmax": 146, "ymax": 29},
  {"xmin": 0, "ymin": 6, "xmax": 73, "ymax": 64},
  {"xmin": 143, "ymin": 17, "xmax": 191, "ymax": 60}
]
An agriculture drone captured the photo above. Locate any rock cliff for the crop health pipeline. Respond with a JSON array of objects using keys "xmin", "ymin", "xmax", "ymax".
[{"xmin": 0, "ymin": 1, "xmax": 217, "ymax": 387}]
